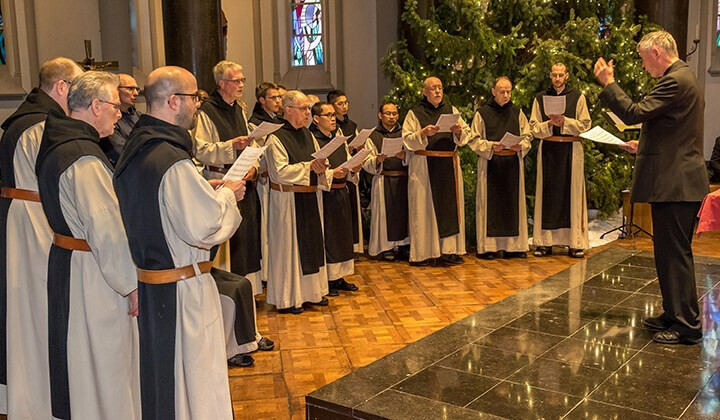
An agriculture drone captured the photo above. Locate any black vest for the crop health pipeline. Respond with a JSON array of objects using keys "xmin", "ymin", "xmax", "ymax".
[
  {"xmin": 369, "ymin": 123, "xmax": 408, "ymax": 241},
  {"xmin": 249, "ymin": 101, "xmax": 279, "ymax": 126}
]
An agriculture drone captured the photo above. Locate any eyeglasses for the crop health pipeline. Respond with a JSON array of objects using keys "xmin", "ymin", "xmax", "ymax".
[
  {"xmin": 333, "ymin": 100, "xmax": 348, "ymax": 107},
  {"xmin": 99, "ymin": 100, "xmax": 122, "ymax": 112},
  {"xmin": 288, "ymin": 105, "xmax": 311, "ymax": 112},
  {"xmin": 381, "ymin": 111, "xmax": 399, "ymax": 117},
  {"xmin": 173, "ymin": 90, "xmax": 208, "ymax": 103},
  {"xmin": 222, "ymin": 78, "xmax": 247, "ymax": 85},
  {"xmin": 119, "ymin": 86, "xmax": 141, "ymax": 93},
  {"xmin": 318, "ymin": 112, "xmax": 336, "ymax": 119},
  {"xmin": 265, "ymin": 95, "xmax": 283, "ymax": 101}
]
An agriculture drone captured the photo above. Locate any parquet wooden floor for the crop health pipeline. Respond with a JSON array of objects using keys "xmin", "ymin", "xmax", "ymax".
[{"xmin": 229, "ymin": 231, "xmax": 720, "ymax": 419}]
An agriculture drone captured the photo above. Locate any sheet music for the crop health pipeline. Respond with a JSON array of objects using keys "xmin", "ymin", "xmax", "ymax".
[
  {"xmin": 380, "ymin": 137, "xmax": 404, "ymax": 157},
  {"xmin": 435, "ymin": 113, "xmax": 461, "ymax": 133},
  {"xmin": 499, "ymin": 132, "xmax": 523, "ymax": 148},
  {"xmin": 340, "ymin": 148, "xmax": 371, "ymax": 169},
  {"xmin": 579, "ymin": 126, "xmax": 626, "ymax": 146},
  {"xmin": 311, "ymin": 135, "xmax": 349, "ymax": 159},
  {"xmin": 348, "ymin": 128, "xmax": 374, "ymax": 149},
  {"xmin": 222, "ymin": 146, "xmax": 268, "ymax": 181},
  {"xmin": 606, "ymin": 111, "xmax": 642, "ymax": 130},
  {"xmin": 248, "ymin": 122, "xmax": 284, "ymax": 139},
  {"xmin": 542, "ymin": 95, "xmax": 566, "ymax": 116}
]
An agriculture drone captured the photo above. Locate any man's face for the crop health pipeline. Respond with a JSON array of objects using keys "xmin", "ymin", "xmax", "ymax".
[
  {"xmin": 313, "ymin": 104, "xmax": 337, "ymax": 133},
  {"xmin": 218, "ymin": 68, "xmax": 245, "ymax": 101},
  {"xmin": 176, "ymin": 78, "xmax": 201, "ymax": 130},
  {"xmin": 423, "ymin": 78, "xmax": 444, "ymax": 107},
  {"xmin": 118, "ymin": 75, "xmax": 140, "ymax": 110},
  {"xmin": 639, "ymin": 48, "xmax": 663, "ymax": 78},
  {"xmin": 378, "ymin": 104, "xmax": 398, "ymax": 128},
  {"xmin": 96, "ymin": 89, "xmax": 122, "ymax": 137},
  {"xmin": 285, "ymin": 96, "xmax": 311, "ymax": 128},
  {"xmin": 277, "ymin": 88, "xmax": 288, "ymax": 116},
  {"xmin": 550, "ymin": 65, "xmax": 569, "ymax": 90},
  {"xmin": 492, "ymin": 80, "xmax": 512, "ymax": 106},
  {"xmin": 260, "ymin": 88, "xmax": 283, "ymax": 114},
  {"xmin": 331, "ymin": 95, "xmax": 349, "ymax": 117}
]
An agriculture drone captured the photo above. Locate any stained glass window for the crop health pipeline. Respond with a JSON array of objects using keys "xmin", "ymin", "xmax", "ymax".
[
  {"xmin": 716, "ymin": 1, "xmax": 720, "ymax": 47},
  {"xmin": 291, "ymin": 0, "xmax": 324, "ymax": 66},
  {"xmin": 0, "ymin": 5, "xmax": 6, "ymax": 65}
]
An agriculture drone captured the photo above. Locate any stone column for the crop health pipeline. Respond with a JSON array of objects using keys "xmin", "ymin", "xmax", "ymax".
[
  {"xmin": 635, "ymin": 0, "xmax": 689, "ymax": 59},
  {"xmin": 162, "ymin": 0, "xmax": 223, "ymax": 91}
]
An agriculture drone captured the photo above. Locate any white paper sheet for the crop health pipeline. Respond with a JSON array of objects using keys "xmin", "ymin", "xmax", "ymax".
[
  {"xmin": 248, "ymin": 121, "xmax": 284, "ymax": 139},
  {"xmin": 311, "ymin": 135, "xmax": 349, "ymax": 159},
  {"xmin": 542, "ymin": 95, "xmax": 566, "ymax": 116},
  {"xmin": 606, "ymin": 111, "xmax": 642, "ymax": 130},
  {"xmin": 340, "ymin": 148, "xmax": 371, "ymax": 169},
  {"xmin": 348, "ymin": 128, "xmax": 374, "ymax": 149},
  {"xmin": 434, "ymin": 113, "xmax": 461, "ymax": 133},
  {"xmin": 579, "ymin": 126, "xmax": 626, "ymax": 146},
  {"xmin": 380, "ymin": 137, "xmax": 404, "ymax": 157},
  {"xmin": 499, "ymin": 132, "xmax": 523, "ymax": 148},
  {"xmin": 222, "ymin": 145, "xmax": 268, "ymax": 181}
]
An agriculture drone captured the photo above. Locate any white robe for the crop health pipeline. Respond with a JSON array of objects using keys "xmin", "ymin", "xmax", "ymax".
[
  {"xmin": 4, "ymin": 121, "xmax": 53, "ymax": 419},
  {"xmin": 362, "ymin": 135, "xmax": 410, "ymax": 256},
  {"xmin": 158, "ymin": 160, "xmax": 241, "ymax": 420},
  {"xmin": 469, "ymin": 111, "xmax": 532, "ymax": 253},
  {"xmin": 529, "ymin": 95, "xmax": 591, "ymax": 250},
  {"xmin": 56, "ymin": 156, "xmax": 139, "ymax": 420},
  {"xmin": 402, "ymin": 108, "xmax": 471, "ymax": 261},
  {"xmin": 264, "ymin": 133, "xmax": 331, "ymax": 309}
]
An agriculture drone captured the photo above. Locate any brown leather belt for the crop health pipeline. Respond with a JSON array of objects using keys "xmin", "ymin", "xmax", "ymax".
[
  {"xmin": 53, "ymin": 233, "xmax": 91, "ymax": 252},
  {"xmin": 493, "ymin": 149, "xmax": 517, "ymax": 157},
  {"xmin": 381, "ymin": 170, "xmax": 408, "ymax": 177},
  {"xmin": 1, "ymin": 187, "xmax": 41, "ymax": 202},
  {"xmin": 331, "ymin": 182, "xmax": 347, "ymax": 189},
  {"xmin": 269, "ymin": 181, "xmax": 317, "ymax": 193},
  {"xmin": 207, "ymin": 165, "xmax": 229, "ymax": 174},
  {"xmin": 543, "ymin": 136, "xmax": 582, "ymax": 143},
  {"xmin": 137, "ymin": 261, "xmax": 213, "ymax": 285},
  {"xmin": 414, "ymin": 150, "xmax": 457, "ymax": 157}
]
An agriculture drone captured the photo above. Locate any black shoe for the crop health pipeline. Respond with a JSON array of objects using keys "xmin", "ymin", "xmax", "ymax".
[
  {"xmin": 533, "ymin": 246, "xmax": 551, "ymax": 257},
  {"xmin": 278, "ymin": 306, "xmax": 304, "ymax": 315},
  {"xmin": 504, "ymin": 251, "xmax": 527, "ymax": 259},
  {"xmin": 381, "ymin": 251, "xmax": 396, "ymax": 261},
  {"xmin": 228, "ymin": 354, "xmax": 254, "ymax": 367},
  {"xmin": 569, "ymin": 248, "xmax": 585, "ymax": 258},
  {"xmin": 262, "ymin": 280, "xmax": 267, "ymax": 289},
  {"xmin": 653, "ymin": 329, "xmax": 702, "ymax": 345},
  {"xmin": 257, "ymin": 337, "xmax": 275, "ymax": 351},
  {"xmin": 643, "ymin": 316, "xmax": 672, "ymax": 332},
  {"xmin": 305, "ymin": 297, "xmax": 329, "ymax": 307},
  {"xmin": 397, "ymin": 245, "xmax": 410, "ymax": 261},
  {"xmin": 477, "ymin": 252, "xmax": 496, "ymax": 260},
  {"xmin": 441, "ymin": 254, "xmax": 464, "ymax": 265},
  {"xmin": 410, "ymin": 258, "xmax": 432, "ymax": 266},
  {"xmin": 335, "ymin": 278, "xmax": 359, "ymax": 291},
  {"xmin": 326, "ymin": 288, "xmax": 340, "ymax": 297}
]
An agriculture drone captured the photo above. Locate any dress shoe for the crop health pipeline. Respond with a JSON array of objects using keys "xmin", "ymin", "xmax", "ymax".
[
  {"xmin": 652, "ymin": 329, "xmax": 702, "ymax": 345},
  {"xmin": 305, "ymin": 297, "xmax": 329, "ymax": 307},
  {"xmin": 278, "ymin": 306, "xmax": 304, "ymax": 315},
  {"xmin": 228, "ymin": 354, "xmax": 254, "ymax": 367},
  {"xmin": 643, "ymin": 316, "xmax": 672, "ymax": 332},
  {"xmin": 396, "ymin": 245, "xmax": 410, "ymax": 261},
  {"xmin": 568, "ymin": 248, "xmax": 585, "ymax": 258},
  {"xmin": 326, "ymin": 288, "xmax": 340, "ymax": 297},
  {"xmin": 504, "ymin": 251, "xmax": 527, "ymax": 259},
  {"xmin": 533, "ymin": 246, "xmax": 551, "ymax": 257},
  {"xmin": 335, "ymin": 278, "xmax": 359, "ymax": 291},
  {"xmin": 410, "ymin": 258, "xmax": 432, "ymax": 266},
  {"xmin": 441, "ymin": 254, "xmax": 464, "ymax": 265},
  {"xmin": 381, "ymin": 251, "xmax": 396, "ymax": 261},
  {"xmin": 257, "ymin": 337, "xmax": 275, "ymax": 351},
  {"xmin": 477, "ymin": 252, "xmax": 496, "ymax": 260}
]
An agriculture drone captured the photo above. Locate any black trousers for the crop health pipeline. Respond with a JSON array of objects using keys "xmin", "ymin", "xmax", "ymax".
[{"xmin": 650, "ymin": 201, "xmax": 702, "ymax": 338}]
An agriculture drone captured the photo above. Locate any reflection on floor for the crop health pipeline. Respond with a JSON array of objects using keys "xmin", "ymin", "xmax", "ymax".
[{"xmin": 307, "ymin": 246, "xmax": 720, "ymax": 419}]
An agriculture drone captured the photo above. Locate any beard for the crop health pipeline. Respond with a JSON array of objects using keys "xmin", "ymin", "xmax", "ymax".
[{"xmin": 176, "ymin": 100, "xmax": 198, "ymax": 130}]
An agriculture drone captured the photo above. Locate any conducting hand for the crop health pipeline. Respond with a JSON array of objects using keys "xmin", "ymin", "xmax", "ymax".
[
  {"xmin": 128, "ymin": 289, "xmax": 139, "ymax": 317},
  {"xmin": 594, "ymin": 58, "xmax": 615, "ymax": 87}
]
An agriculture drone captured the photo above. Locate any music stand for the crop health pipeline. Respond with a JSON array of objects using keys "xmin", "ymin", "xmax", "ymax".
[{"xmin": 600, "ymin": 190, "xmax": 653, "ymax": 239}]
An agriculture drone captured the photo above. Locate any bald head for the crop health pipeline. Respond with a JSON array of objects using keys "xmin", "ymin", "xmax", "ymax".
[
  {"xmin": 491, "ymin": 76, "xmax": 512, "ymax": 106},
  {"xmin": 422, "ymin": 77, "xmax": 444, "ymax": 107},
  {"xmin": 117, "ymin": 73, "xmax": 140, "ymax": 111},
  {"xmin": 144, "ymin": 66, "xmax": 200, "ymax": 129},
  {"xmin": 39, "ymin": 57, "xmax": 84, "ymax": 92}
]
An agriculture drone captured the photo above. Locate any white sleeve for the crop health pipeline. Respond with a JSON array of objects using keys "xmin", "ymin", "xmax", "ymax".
[{"xmin": 191, "ymin": 111, "xmax": 236, "ymax": 165}]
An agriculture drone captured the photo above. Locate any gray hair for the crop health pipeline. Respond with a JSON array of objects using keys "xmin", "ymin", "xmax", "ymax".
[
  {"xmin": 637, "ymin": 31, "xmax": 678, "ymax": 58},
  {"xmin": 67, "ymin": 71, "xmax": 119, "ymax": 112},
  {"xmin": 282, "ymin": 90, "xmax": 307, "ymax": 108},
  {"xmin": 39, "ymin": 57, "xmax": 84, "ymax": 91},
  {"xmin": 212, "ymin": 60, "xmax": 243, "ymax": 85}
]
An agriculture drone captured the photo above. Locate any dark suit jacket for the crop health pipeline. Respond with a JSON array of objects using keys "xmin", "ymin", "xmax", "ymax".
[{"xmin": 599, "ymin": 60, "xmax": 708, "ymax": 203}]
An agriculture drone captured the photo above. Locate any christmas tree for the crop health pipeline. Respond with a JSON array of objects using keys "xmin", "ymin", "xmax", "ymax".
[{"xmin": 383, "ymin": 0, "xmax": 660, "ymax": 246}]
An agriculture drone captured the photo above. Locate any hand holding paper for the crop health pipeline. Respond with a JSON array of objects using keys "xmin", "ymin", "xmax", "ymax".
[
  {"xmin": 348, "ymin": 128, "xmax": 374, "ymax": 149},
  {"xmin": 222, "ymin": 146, "xmax": 268, "ymax": 181},
  {"xmin": 542, "ymin": 95, "xmax": 566, "ymax": 116},
  {"xmin": 579, "ymin": 126, "xmax": 626, "ymax": 146},
  {"xmin": 312, "ymin": 135, "xmax": 350, "ymax": 159},
  {"xmin": 340, "ymin": 148, "xmax": 371, "ymax": 170},
  {"xmin": 499, "ymin": 132, "xmax": 523, "ymax": 148},
  {"xmin": 381, "ymin": 137, "xmax": 404, "ymax": 157},
  {"xmin": 435, "ymin": 114, "xmax": 461, "ymax": 133},
  {"xmin": 248, "ymin": 122, "xmax": 284, "ymax": 139}
]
